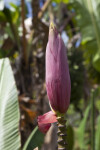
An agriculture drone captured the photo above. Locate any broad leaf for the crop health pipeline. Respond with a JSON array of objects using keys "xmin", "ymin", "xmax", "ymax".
[
  {"xmin": 23, "ymin": 126, "xmax": 45, "ymax": 150},
  {"xmin": 68, "ymin": 0, "xmax": 100, "ymax": 72},
  {"xmin": 0, "ymin": 58, "xmax": 21, "ymax": 150}
]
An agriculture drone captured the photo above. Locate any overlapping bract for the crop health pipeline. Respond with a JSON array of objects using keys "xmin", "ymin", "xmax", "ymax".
[
  {"xmin": 38, "ymin": 23, "xmax": 71, "ymax": 133},
  {"xmin": 46, "ymin": 24, "xmax": 71, "ymax": 113}
]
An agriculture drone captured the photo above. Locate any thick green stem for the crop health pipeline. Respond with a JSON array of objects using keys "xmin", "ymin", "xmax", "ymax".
[{"xmin": 57, "ymin": 115, "xmax": 68, "ymax": 150}]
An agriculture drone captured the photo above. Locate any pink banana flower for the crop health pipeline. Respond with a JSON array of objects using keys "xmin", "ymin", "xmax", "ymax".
[{"xmin": 38, "ymin": 23, "xmax": 71, "ymax": 133}]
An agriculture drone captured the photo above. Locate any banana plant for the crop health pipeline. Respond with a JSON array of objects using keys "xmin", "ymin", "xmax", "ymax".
[
  {"xmin": 53, "ymin": 0, "xmax": 100, "ymax": 73},
  {"xmin": 68, "ymin": 0, "xmax": 100, "ymax": 72},
  {"xmin": 0, "ymin": 58, "xmax": 44, "ymax": 150}
]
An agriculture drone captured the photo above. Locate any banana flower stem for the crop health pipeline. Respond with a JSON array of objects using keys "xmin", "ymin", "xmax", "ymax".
[{"xmin": 57, "ymin": 115, "xmax": 68, "ymax": 150}]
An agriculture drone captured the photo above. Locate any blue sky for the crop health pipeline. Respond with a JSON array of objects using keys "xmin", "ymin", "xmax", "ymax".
[
  {"xmin": 4, "ymin": 0, "xmax": 32, "ymax": 17},
  {"xmin": 3, "ymin": 0, "xmax": 46, "ymax": 17}
]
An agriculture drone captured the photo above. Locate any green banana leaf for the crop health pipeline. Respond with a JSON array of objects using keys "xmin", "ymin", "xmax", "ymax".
[
  {"xmin": 0, "ymin": 58, "xmax": 21, "ymax": 150},
  {"xmin": 69, "ymin": 0, "xmax": 100, "ymax": 72},
  {"xmin": 52, "ymin": 0, "xmax": 100, "ymax": 72},
  {"xmin": 77, "ymin": 105, "xmax": 90, "ymax": 149},
  {"xmin": 23, "ymin": 126, "xmax": 45, "ymax": 150}
]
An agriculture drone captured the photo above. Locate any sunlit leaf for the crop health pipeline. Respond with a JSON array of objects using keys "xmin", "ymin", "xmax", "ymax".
[
  {"xmin": 0, "ymin": 58, "xmax": 21, "ymax": 150},
  {"xmin": 52, "ymin": 0, "xmax": 69, "ymax": 3},
  {"xmin": 0, "ymin": 0, "xmax": 4, "ymax": 10}
]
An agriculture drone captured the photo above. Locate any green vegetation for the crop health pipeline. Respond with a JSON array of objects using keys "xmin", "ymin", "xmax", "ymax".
[{"xmin": 0, "ymin": 0, "xmax": 100, "ymax": 149}]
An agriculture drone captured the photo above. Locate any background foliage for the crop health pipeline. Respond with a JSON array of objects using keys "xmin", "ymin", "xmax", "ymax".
[{"xmin": 0, "ymin": 0, "xmax": 100, "ymax": 149}]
